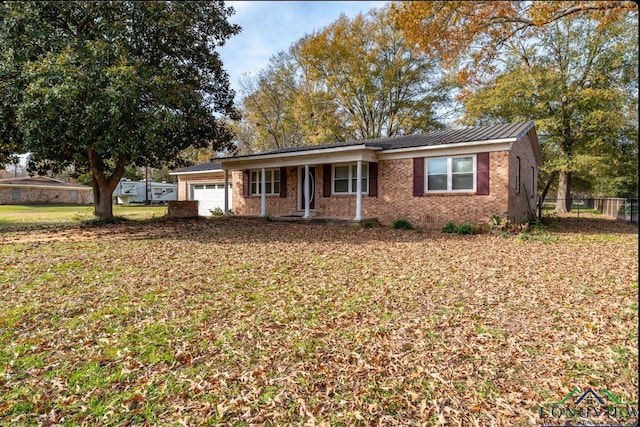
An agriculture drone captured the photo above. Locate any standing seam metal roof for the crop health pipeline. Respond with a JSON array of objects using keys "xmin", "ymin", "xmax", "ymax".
[{"xmin": 225, "ymin": 121, "xmax": 535, "ymax": 159}]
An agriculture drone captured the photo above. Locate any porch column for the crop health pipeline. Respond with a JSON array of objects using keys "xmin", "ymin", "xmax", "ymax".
[
  {"xmin": 355, "ymin": 160, "xmax": 363, "ymax": 221},
  {"xmin": 223, "ymin": 169, "xmax": 229, "ymax": 216},
  {"xmin": 260, "ymin": 167, "xmax": 267, "ymax": 217},
  {"xmin": 303, "ymin": 164, "xmax": 310, "ymax": 219}
]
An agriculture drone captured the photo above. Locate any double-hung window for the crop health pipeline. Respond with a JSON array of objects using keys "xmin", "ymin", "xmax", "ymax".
[
  {"xmin": 250, "ymin": 169, "xmax": 280, "ymax": 195},
  {"xmin": 426, "ymin": 155, "xmax": 475, "ymax": 192},
  {"xmin": 333, "ymin": 163, "xmax": 368, "ymax": 194}
]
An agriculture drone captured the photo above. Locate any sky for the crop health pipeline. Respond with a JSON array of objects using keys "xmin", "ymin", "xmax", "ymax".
[{"xmin": 218, "ymin": 1, "xmax": 387, "ymax": 97}]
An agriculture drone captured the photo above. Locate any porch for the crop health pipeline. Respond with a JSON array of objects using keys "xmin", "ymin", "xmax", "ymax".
[{"xmin": 219, "ymin": 144, "xmax": 381, "ymax": 222}]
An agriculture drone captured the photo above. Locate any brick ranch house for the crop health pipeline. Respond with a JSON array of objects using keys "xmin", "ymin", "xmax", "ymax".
[
  {"xmin": 0, "ymin": 176, "xmax": 92, "ymax": 205},
  {"xmin": 186, "ymin": 121, "xmax": 542, "ymax": 228}
]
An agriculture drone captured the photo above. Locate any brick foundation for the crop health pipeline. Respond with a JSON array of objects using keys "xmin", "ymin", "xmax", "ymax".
[{"xmin": 168, "ymin": 201, "xmax": 199, "ymax": 218}]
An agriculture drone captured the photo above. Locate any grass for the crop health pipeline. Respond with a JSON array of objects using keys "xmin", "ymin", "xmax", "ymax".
[
  {"xmin": 0, "ymin": 204, "xmax": 167, "ymax": 228},
  {"xmin": 0, "ymin": 216, "xmax": 637, "ymax": 425}
]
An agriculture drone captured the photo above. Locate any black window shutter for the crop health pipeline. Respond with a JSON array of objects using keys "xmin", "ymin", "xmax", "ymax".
[
  {"xmin": 280, "ymin": 167, "xmax": 287, "ymax": 198},
  {"xmin": 323, "ymin": 164, "xmax": 332, "ymax": 197},
  {"xmin": 369, "ymin": 162, "xmax": 378, "ymax": 197},
  {"xmin": 413, "ymin": 158, "xmax": 424, "ymax": 196},
  {"xmin": 242, "ymin": 170, "xmax": 250, "ymax": 197}
]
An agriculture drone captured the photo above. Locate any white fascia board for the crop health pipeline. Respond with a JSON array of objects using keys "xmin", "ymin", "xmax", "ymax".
[
  {"xmin": 377, "ymin": 139, "xmax": 514, "ymax": 161},
  {"xmin": 221, "ymin": 146, "xmax": 380, "ymax": 170},
  {"xmin": 169, "ymin": 169, "xmax": 224, "ymax": 176}
]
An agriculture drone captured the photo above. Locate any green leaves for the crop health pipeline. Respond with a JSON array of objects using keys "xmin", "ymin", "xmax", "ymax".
[
  {"xmin": 0, "ymin": 1, "xmax": 240, "ymax": 218},
  {"xmin": 238, "ymin": 5, "xmax": 449, "ymax": 153}
]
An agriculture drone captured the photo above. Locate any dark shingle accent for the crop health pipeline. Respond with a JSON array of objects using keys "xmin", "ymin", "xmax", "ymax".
[{"xmin": 172, "ymin": 162, "xmax": 222, "ymax": 173}]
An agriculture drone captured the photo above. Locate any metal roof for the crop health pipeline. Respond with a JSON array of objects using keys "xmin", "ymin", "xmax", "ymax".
[{"xmin": 223, "ymin": 121, "xmax": 535, "ymax": 160}]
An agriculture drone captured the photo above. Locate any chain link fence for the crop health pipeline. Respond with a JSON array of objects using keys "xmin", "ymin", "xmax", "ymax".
[{"xmin": 541, "ymin": 198, "xmax": 638, "ymax": 225}]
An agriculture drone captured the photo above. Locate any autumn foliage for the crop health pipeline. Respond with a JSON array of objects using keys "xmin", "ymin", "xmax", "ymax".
[{"xmin": 1, "ymin": 217, "xmax": 637, "ymax": 425}]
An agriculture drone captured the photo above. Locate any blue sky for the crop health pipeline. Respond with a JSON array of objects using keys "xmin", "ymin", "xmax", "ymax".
[{"xmin": 218, "ymin": 1, "xmax": 387, "ymax": 96}]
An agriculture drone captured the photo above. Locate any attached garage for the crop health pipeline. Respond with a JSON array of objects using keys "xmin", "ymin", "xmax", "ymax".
[
  {"xmin": 170, "ymin": 162, "xmax": 231, "ymax": 216},
  {"xmin": 192, "ymin": 183, "xmax": 232, "ymax": 216}
]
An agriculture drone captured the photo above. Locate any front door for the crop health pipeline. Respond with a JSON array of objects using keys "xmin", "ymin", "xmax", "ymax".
[{"xmin": 298, "ymin": 166, "xmax": 316, "ymax": 210}]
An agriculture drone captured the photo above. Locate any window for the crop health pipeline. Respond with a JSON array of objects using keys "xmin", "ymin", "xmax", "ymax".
[
  {"xmin": 250, "ymin": 169, "xmax": 280, "ymax": 195},
  {"xmin": 71, "ymin": 190, "xmax": 79, "ymax": 200},
  {"xmin": 425, "ymin": 156, "xmax": 475, "ymax": 192},
  {"xmin": 333, "ymin": 163, "xmax": 368, "ymax": 194},
  {"xmin": 12, "ymin": 188, "xmax": 21, "ymax": 200},
  {"xmin": 531, "ymin": 167, "xmax": 535, "ymax": 198},
  {"xmin": 515, "ymin": 156, "xmax": 521, "ymax": 194}
]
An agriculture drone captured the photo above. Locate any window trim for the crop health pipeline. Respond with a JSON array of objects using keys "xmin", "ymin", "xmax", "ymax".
[
  {"xmin": 332, "ymin": 162, "xmax": 369, "ymax": 195},
  {"xmin": 515, "ymin": 156, "xmax": 521, "ymax": 194},
  {"xmin": 424, "ymin": 155, "xmax": 476, "ymax": 193},
  {"xmin": 250, "ymin": 168, "xmax": 281, "ymax": 196}
]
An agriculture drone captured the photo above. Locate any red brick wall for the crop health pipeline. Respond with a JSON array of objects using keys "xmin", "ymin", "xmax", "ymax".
[
  {"xmin": 363, "ymin": 153, "xmax": 509, "ymax": 228},
  {"xmin": 0, "ymin": 187, "xmax": 91, "ymax": 205},
  {"xmin": 508, "ymin": 134, "xmax": 539, "ymax": 223},
  {"xmin": 232, "ymin": 168, "xmax": 298, "ymax": 217},
  {"xmin": 230, "ymin": 151, "xmax": 513, "ymax": 228}
]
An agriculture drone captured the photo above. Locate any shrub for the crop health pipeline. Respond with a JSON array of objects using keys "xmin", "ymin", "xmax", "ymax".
[
  {"xmin": 393, "ymin": 218, "xmax": 414, "ymax": 230},
  {"xmin": 210, "ymin": 207, "xmax": 224, "ymax": 216},
  {"xmin": 442, "ymin": 221, "xmax": 476, "ymax": 235},
  {"xmin": 442, "ymin": 221, "xmax": 457, "ymax": 233},
  {"xmin": 456, "ymin": 223, "xmax": 476, "ymax": 235}
]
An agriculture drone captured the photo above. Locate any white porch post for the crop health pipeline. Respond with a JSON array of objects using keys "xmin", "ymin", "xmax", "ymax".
[
  {"xmin": 355, "ymin": 160, "xmax": 363, "ymax": 221},
  {"xmin": 303, "ymin": 164, "xmax": 310, "ymax": 219},
  {"xmin": 223, "ymin": 169, "xmax": 229, "ymax": 216},
  {"xmin": 260, "ymin": 167, "xmax": 267, "ymax": 217}
]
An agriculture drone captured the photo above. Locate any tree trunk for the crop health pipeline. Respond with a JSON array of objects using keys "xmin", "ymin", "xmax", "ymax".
[
  {"xmin": 87, "ymin": 146, "xmax": 127, "ymax": 220},
  {"xmin": 555, "ymin": 170, "xmax": 572, "ymax": 213},
  {"xmin": 92, "ymin": 176, "xmax": 115, "ymax": 220}
]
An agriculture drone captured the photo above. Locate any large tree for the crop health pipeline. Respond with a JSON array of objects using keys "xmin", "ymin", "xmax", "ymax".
[
  {"xmin": 393, "ymin": 1, "xmax": 638, "ymax": 211},
  {"xmin": 0, "ymin": 1, "xmax": 239, "ymax": 219},
  {"xmin": 462, "ymin": 15, "xmax": 637, "ymax": 209},
  {"xmin": 238, "ymin": 5, "xmax": 449, "ymax": 152}
]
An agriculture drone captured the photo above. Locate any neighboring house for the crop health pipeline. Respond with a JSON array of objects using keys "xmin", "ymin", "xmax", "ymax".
[
  {"xmin": 169, "ymin": 162, "xmax": 232, "ymax": 216},
  {"xmin": 113, "ymin": 179, "xmax": 177, "ymax": 205},
  {"xmin": 0, "ymin": 176, "xmax": 92, "ymax": 205},
  {"xmin": 215, "ymin": 121, "xmax": 542, "ymax": 228}
]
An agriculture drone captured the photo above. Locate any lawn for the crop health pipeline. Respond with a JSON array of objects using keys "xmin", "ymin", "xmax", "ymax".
[
  {"xmin": 0, "ymin": 216, "xmax": 637, "ymax": 426},
  {"xmin": 0, "ymin": 204, "xmax": 167, "ymax": 229}
]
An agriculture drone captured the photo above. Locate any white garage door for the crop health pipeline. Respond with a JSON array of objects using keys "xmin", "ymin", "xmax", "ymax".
[{"xmin": 192, "ymin": 184, "xmax": 232, "ymax": 216}]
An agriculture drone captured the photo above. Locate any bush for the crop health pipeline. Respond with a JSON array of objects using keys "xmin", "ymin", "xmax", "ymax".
[
  {"xmin": 210, "ymin": 207, "xmax": 224, "ymax": 216},
  {"xmin": 442, "ymin": 221, "xmax": 457, "ymax": 233},
  {"xmin": 442, "ymin": 221, "xmax": 476, "ymax": 235},
  {"xmin": 209, "ymin": 207, "xmax": 233, "ymax": 217},
  {"xmin": 393, "ymin": 218, "xmax": 414, "ymax": 230}
]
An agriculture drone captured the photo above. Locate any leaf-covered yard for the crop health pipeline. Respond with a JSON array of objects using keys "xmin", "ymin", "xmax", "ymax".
[{"xmin": 0, "ymin": 217, "xmax": 637, "ymax": 426}]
